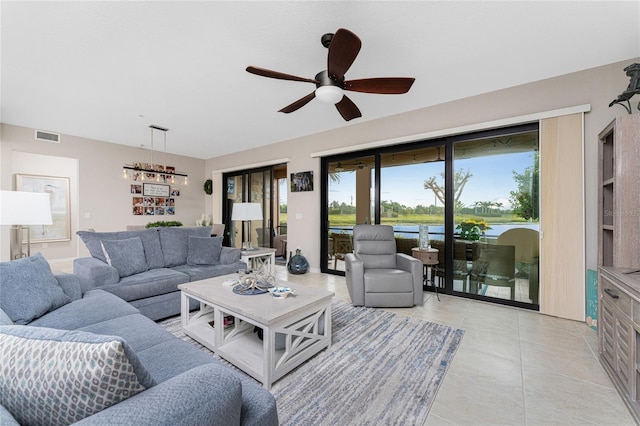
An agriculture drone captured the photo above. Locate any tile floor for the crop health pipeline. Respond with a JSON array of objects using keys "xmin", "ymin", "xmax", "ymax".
[{"xmin": 50, "ymin": 261, "xmax": 635, "ymax": 425}]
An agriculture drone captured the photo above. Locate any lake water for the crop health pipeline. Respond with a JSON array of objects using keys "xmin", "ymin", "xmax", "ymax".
[{"xmin": 329, "ymin": 223, "xmax": 540, "ymax": 240}]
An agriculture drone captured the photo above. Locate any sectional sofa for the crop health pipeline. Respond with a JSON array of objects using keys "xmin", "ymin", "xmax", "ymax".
[
  {"xmin": 73, "ymin": 226, "xmax": 246, "ymax": 320},
  {"xmin": 0, "ymin": 253, "xmax": 278, "ymax": 425}
]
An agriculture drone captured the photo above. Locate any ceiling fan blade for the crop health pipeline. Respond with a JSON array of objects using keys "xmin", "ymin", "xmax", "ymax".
[
  {"xmin": 335, "ymin": 95, "xmax": 362, "ymax": 121},
  {"xmin": 246, "ymin": 66, "xmax": 318, "ymax": 84},
  {"xmin": 278, "ymin": 91, "xmax": 316, "ymax": 113},
  {"xmin": 345, "ymin": 77, "xmax": 415, "ymax": 94},
  {"xmin": 327, "ymin": 28, "xmax": 362, "ymax": 81}
]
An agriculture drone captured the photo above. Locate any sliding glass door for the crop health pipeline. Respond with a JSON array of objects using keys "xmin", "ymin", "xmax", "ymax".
[
  {"xmin": 223, "ymin": 164, "xmax": 287, "ymax": 259},
  {"xmin": 323, "ymin": 155, "xmax": 375, "ymax": 273},
  {"xmin": 452, "ymin": 130, "xmax": 539, "ymax": 304},
  {"xmin": 321, "ymin": 124, "xmax": 539, "ymax": 309}
]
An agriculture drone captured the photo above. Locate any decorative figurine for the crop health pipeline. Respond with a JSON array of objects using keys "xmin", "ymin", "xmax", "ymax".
[{"xmin": 609, "ymin": 63, "xmax": 640, "ymax": 114}]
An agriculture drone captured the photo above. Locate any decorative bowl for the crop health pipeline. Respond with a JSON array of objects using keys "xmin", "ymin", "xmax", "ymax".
[{"xmin": 269, "ymin": 287, "xmax": 295, "ymax": 299}]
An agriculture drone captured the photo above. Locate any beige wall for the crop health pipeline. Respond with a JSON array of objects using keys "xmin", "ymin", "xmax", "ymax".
[
  {"xmin": 0, "ymin": 125, "xmax": 207, "ymax": 261},
  {"xmin": 206, "ymin": 57, "xmax": 639, "ymax": 272},
  {"xmin": 1, "ymin": 57, "xmax": 637, "ymax": 268}
]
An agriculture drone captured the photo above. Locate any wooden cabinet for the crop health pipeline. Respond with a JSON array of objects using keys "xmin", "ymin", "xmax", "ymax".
[
  {"xmin": 598, "ymin": 113, "xmax": 640, "ymax": 268},
  {"xmin": 598, "ymin": 267, "xmax": 640, "ymax": 423},
  {"xmin": 598, "ymin": 114, "xmax": 640, "ymax": 421}
]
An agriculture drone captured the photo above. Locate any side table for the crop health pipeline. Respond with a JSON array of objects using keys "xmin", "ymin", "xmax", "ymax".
[
  {"xmin": 411, "ymin": 247, "xmax": 440, "ymax": 301},
  {"xmin": 241, "ymin": 247, "xmax": 277, "ymax": 273}
]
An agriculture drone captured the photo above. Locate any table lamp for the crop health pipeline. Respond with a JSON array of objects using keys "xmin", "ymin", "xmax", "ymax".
[
  {"xmin": 0, "ymin": 190, "xmax": 53, "ymax": 259},
  {"xmin": 231, "ymin": 202, "xmax": 262, "ymax": 250}
]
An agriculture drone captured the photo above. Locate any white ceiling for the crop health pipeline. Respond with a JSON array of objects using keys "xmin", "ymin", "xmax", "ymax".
[{"xmin": 1, "ymin": 1, "xmax": 639, "ymax": 160}]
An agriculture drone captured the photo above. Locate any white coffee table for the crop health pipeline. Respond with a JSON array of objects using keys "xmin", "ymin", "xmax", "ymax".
[{"xmin": 178, "ymin": 274, "xmax": 334, "ymax": 389}]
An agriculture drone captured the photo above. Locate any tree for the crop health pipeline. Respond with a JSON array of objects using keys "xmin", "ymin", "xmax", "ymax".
[
  {"xmin": 510, "ymin": 153, "xmax": 539, "ymax": 220},
  {"xmin": 423, "ymin": 169, "xmax": 473, "ymax": 207}
]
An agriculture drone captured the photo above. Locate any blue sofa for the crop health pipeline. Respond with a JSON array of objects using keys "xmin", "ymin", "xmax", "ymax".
[
  {"xmin": 74, "ymin": 226, "xmax": 246, "ymax": 320},
  {"xmin": 0, "ymin": 254, "xmax": 278, "ymax": 425}
]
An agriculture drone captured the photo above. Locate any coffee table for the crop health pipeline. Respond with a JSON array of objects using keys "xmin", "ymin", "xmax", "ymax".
[{"xmin": 178, "ymin": 274, "xmax": 334, "ymax": 389}]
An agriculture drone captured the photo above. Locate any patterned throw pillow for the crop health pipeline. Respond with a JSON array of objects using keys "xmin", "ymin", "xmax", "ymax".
[
  {"xmin": 0, "ymin": 326, "xmax": 156, "ymax": 426},
  {"xmin": 100, "ymin": 237, "xmax": 149, "ymax": 278}
]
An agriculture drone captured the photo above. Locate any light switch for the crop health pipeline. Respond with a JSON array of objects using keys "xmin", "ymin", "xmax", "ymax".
[
  {"xmin": 84, "ymin": 212, "xmax": 91, "ymax": 219},
  {"xmin": 295, "ymin": 213, "xmax": 302, "ymax": 220}
]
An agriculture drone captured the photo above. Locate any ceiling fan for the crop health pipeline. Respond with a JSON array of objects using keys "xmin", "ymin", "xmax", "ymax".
[{"xmin": 246, "ymin": 28, "xmax": 415, "ymax": 121}]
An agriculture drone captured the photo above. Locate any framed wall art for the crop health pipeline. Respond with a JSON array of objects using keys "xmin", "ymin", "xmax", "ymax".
[
  {"xmin": 15, "ymin": 174, "xmax": 71, "ymax": 242},
  {"xmin": 290, "ymin": 171, "xmax": 313, "ymax": 192},
  {"xmin": 143, "ymin": 183, "xmax": 170, "ymax": 197}
]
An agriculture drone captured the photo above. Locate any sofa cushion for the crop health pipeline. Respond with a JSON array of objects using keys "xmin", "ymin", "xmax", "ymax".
[
  {"xmin": 29, "ymin": 289, "xmax": 140, "ymax": 330},
  {"xmin": 100, "ymin": 268, "xmax": 189, "ymax": 302},
  {"xmin": 187, "ymin": 236, "xmax": 222, "ymax": 265},
  {"xmin": 77, "ymin": 229, "xmax": 165, "ymax": 270},
  {"xmin": 79, "ymin": 313, "xmax": 176, "ymax": 353},
  {"xmin": 172, "ymin": 263, "xmax": 246, "ymax": 282},
  {"xmin": 0, "ymin": 253, "xmax": 71, "ymax": 325},
  {"xmin": 0, "ymin": 325, "xmax": 156, "ymax": 425},
  {"xmin": 158, "ymin": 226, "xmax": 212, "ymax": 267},
  {"xmin": 221, "ymin": 246, "xmax": 242, "ymax": 264},
  {"xmin": 55, "ymin": 274, "xmax": 83, "ymax": 301},
  {"xmin": 101, "ymin": 237, "xmax": 149, "ymax": 277}
]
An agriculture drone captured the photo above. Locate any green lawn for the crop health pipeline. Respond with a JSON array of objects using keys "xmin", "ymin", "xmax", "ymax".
[
  {"xmin": 280, "ymin": 212, "xmax": 535, "ymax": 228},
  {"xmin": 328, "ymin": 213, "xmax": 533, "ymax": 227}
]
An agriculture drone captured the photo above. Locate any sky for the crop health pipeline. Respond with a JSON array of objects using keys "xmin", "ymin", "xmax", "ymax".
[{"xmin": 329, "ymin": 150, "xmax": 535, "ymax": 210}]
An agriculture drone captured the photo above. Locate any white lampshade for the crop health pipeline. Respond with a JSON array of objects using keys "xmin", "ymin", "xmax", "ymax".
[
  {"xmin": 231, "ymin": 203, "xmax": 263, "ymax": 221},
  {"xmin": 0, "ymin": 191, "xmax": 53, "ymax": 225},
  {"xmin": 315, "ymin": 86, "xmax": 344, "ymax": 104}
]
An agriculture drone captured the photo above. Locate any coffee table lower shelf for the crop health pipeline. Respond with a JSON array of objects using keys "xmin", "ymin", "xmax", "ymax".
[{"xmin": 180, "ymin": 291, "xmax": 332, "ymax": 389}]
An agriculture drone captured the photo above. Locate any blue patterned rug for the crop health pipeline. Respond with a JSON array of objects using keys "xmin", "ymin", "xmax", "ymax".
[{"xmin": 159, "ymin": 299, "xmax": 464, "ymax": 425}]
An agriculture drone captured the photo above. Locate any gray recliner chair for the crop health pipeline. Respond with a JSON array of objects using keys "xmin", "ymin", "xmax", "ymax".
[{"xmin": 345, "ymin": 224, "xmax": 424, "ymax": 307}]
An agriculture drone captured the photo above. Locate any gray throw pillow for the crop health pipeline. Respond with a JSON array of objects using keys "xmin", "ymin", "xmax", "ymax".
[
  {"xmin": 187, "ymin": 236, "xmax": 223, "ymax": 265},
  {"xmin": 0, "ymin": 325, "xmax": 156, "ymax": 425},
  {"xmin": 77, "ymin": 229, "xmax": 164, "ymax": 270},
  {"xmin": 0, "ymin": 253, "xmax": 71, "ymax": 325},
  {"xmin": 158, "ymin": 226, "xmax": 212, "ymax": 267},
  {"xmin": 101, "ymin": 237, "xmax": 149, "ymax": 278}
]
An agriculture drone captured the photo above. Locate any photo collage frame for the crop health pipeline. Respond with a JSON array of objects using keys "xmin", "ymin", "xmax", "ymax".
[{"xmin": 128, "ymin": 165, "xmax": 181, "ymax": 216}]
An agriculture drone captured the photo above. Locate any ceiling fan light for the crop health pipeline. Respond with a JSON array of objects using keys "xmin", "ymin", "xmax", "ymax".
[{"xmin": 315, "ymin": 86, "xmax": 344, "ymax": 104}]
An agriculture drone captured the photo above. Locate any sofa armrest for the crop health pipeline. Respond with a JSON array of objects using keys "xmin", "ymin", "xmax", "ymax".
[
  {"xmin": 54, "ymin": 273, "xmax": 83, "ymax": 301},
  {"xmin": 397, "ymin": 253, "xmax": 424, "ymax": 306},
  {"xmin": 220, "ymin": 247, "xmax": 241, "ymax": 265},
  {"xmin": 345, "ymin": 253, "xmax": 365, "ymax": 306},
  {"xmin": 74, "ymin": 364, "xmax": 243, "ymax": 426},
  {"xmin": 73, "ymin": 257, "xmax": 120, "ymax": 292}
]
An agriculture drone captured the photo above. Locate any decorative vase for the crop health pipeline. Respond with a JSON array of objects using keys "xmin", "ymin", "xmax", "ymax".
[
  {"xmin": 418, "ymin": 224, "xmax": 430, "ymax": 249},
  {"xmin": 287, "ymin": 249, "xmax": 309, "ymax": 274}
]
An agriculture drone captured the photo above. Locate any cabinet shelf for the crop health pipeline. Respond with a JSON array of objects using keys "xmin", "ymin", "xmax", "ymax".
[
  {"xmin": 598, "ymin": 113, "xmax": 640, "ymax": 423},
  {"xmin": 598, "ymin": 113, "xmax": 640, "ymax": 268}
]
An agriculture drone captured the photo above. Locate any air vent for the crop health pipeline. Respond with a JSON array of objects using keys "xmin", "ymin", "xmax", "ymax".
[{"xmin": 35, "ymin": 130, "xmax": 60, "ymax": 143}]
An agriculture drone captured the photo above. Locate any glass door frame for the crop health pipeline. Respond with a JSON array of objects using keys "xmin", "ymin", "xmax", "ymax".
[
  {"xmin": 222, "ymin": 165, "xmax": 278, "ymax": 249},
  {"xmin": 320, "ymin": 122, "xmax": 539, "ymax": 311}
]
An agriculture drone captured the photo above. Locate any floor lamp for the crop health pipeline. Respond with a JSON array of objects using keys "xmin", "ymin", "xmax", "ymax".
[
  {"xmin": 231, "ymin": 202, "xmax": 262, "ymax": 250},
  {"xmin": 0, "ymin": 190, "xmax": 53, "ymax": 260}
]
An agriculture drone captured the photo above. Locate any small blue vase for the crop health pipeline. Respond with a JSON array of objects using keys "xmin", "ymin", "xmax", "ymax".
[{"xmin": 287, "ymin": 249, "xmax": 309, "ymax": 274}]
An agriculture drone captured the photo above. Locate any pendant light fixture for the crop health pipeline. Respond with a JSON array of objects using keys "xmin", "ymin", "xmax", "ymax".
[{"xmin": 122, "ymin": 125, "xmax": 189, "ymax": 185}]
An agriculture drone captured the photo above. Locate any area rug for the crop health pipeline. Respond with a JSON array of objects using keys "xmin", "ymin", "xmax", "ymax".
[{"xmin": 158, "ymin": 299, "xmax": 464, "ymax": 425}]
